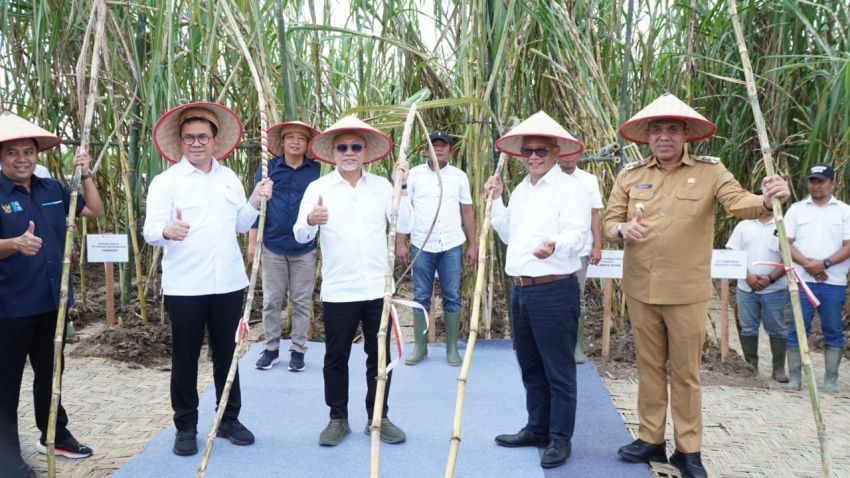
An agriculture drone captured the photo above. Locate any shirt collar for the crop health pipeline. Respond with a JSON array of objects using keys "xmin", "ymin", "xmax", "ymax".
[
  {"xmin": 803, "ymin": 194, "xmax": 838, "ymax": 206},
  {"xmin": 0, "ymin": 170, "xmax": 40, "ymax": 195},
  {"xmin": 329, "ymin": 167, "xmax": 368, "ymax": 185},
  {"xmin": 646, "ymin": 152, "xmax": 693, "ymax": 168},
  {"xmin": 175, "ymin": 156, "xmax": 221, "ymax": 177},
  {"xmin": 522, "ymin": 165, "xmax": 561, "ymax": 186}
]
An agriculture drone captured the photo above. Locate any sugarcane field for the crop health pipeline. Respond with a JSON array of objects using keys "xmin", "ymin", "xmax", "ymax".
[{"xmin": 2, "ymin": 0, "xmax": 850, "ymax": 477}]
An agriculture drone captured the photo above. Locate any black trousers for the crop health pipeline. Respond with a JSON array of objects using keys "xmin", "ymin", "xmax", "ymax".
[
  {"xmin": 0, "ymin": 311, "xmax": 71, "ymax": 469},
  {"xmin": 322, "ymin": 299, "xmax": 392, "ymax": 420},
  {"xmin": 165, "ymin": 290, "xmax": 244, "ymax": 431},
  {"xmin": 511, "ymin": 276, "xmax": 581, "ymax": 440}
]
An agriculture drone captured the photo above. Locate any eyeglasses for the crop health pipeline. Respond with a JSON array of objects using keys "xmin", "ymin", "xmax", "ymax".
[
  {"xmin": 335, "ymin": 143, "xmax": 364, "ymax": 153},
  {"xmin": 519, "ymin": 147, "xmax": 550, "ymax": 158},
  {"xmin": 181, "ymin": 134, "xmax": 213, "ymax": 145}
]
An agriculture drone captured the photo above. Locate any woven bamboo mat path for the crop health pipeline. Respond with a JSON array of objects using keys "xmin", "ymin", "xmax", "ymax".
[{"xmin": 14, "ymin": 309, "xmax": 850, "ymax": 477}]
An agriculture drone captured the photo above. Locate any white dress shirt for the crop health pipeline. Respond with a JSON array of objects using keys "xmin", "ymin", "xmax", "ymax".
[
  {"xmin": 407, "ymin": 163, "xmax": 472, "ymax": 252},
  {"xmin": 563, "ymin": 167, "xmax": 603, "ymax": 257},
  {"xmin": 491, "ymin": 166, "xmax": 590, "ymax": 277},
  {"xmin": 143, "ymin": 157, "xmax": 259, "ymax": 295},
  {"xmin": 783, "ymin": 195, "xmax": 850, "ymax": 286},
  {"xmin": 293, "ymin": 168, "xmax": 411, "ymax": 302},
  {"xmin": 726, "ymin": 217, "xmax": 787, "ymax": 293}
]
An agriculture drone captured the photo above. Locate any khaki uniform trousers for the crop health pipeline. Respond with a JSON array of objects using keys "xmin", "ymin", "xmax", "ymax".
[{"xmin": 626, "ymin": 296, "xmax": 708, "ymax": 453}]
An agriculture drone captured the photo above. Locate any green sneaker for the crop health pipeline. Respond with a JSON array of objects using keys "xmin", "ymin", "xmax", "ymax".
[
  {"xmin": 319, "ymin": 418, "xmax": 350, "ymax": 446},
  {"xmin": 364, "ymin": 417, "xmax": 406, "ymax": 444}
]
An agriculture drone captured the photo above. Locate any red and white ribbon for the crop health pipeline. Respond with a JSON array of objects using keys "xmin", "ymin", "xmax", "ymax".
[
  {"xmin": 385, "ymin": 294, "xmax": 430, "ymax": 372},
  {"xmin": 235, "ymin": 316, "xmax": 250, "ymax": 343},
  {"xmin": 751, "ymin": 261, "xmax": 820, "ymax": 307}
]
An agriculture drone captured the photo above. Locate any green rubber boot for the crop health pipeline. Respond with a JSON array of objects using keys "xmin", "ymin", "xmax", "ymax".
[
  {"xmin": 784, "ymin": 347, "xmax": 802, "ymax": 392},
  {"xmin": 739, "ymin": 335, "xmax": 759, "ymax": 372},
  {"xmin": 445, "ymin": 312, "xmax": 463, "ymax": 366},
  {"xmin": 823, "ymin": 346, "xmax": 843, "ymax": 394},
  {"xmin": 769, "ymin": 337, "xmax": 788, "ymax": 383},
  {"xmin": 405, "ymin": 310, "xmax": 428, "ymax": 365},
  {"xmin": 574, "ymin": 312, "xmax": 587, "ymax": 364}
]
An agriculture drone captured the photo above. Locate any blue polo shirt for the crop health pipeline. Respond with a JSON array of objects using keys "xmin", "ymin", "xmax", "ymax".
[
  {"xmin": 253, "ymin": 156, "xmax": 320, "ymax": 256},
  {"xmin": 0, "ymin": 173, "xmax": 85, "ymax": 319}
]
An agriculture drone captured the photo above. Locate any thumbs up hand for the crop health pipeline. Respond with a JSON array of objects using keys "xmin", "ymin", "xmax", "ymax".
[
  {"xmin": 622, "ymin": 203, "xmax": 647, "ymax": 243},
  {"xmin": 15, "ymin": 221, "xmax": 43, "ymax": 256},
  {"xmin": 307, "ymin": 195, "xmax": 328, "ymax": 226},
  {"xmin": 163, "ymin": 207, "xmax": 191, "ymax": 241}
]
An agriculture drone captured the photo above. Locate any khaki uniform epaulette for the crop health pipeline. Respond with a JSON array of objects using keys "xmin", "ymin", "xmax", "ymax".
[
  {"xmin": 694, "ymin": 155, "xmax": 721, "ymax": 164},
  {"xmin": 623, "ymin": 160, "xmax": 647, "ymax": 171}
]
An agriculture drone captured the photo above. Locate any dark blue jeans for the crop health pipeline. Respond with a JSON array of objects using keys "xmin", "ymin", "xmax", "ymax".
[
  {"xmin": 411, "ymin": 245, "xmax": 462, "ymax": 313},
  {"xmin": 789, "ymin": 282, "xmax": 846, "ymax": 348},
  {"xmin": 511, "ymin": 276, "xmax": 580, "ymax": 440}
]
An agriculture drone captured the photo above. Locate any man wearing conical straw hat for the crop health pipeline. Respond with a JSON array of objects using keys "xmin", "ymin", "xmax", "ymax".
[
  {"xmin": 484, "ymin": 111, "xmax": 590, "ymax": 469},
  {"xmin": 0, "ymin": 112, "xmax": 102, "ymax": 478},
  {"xmin": 604, "ymin": 93, "xmax": 790, "ymax": 477},
  {"xmin": 143, "ymin": 102, "xmax": 271, "ymax": 457},
  {"xmin": 294, "ymin": 114, "xmax": 412, "ymax": 447},
  {"xmin": 247, "ymin": 120, "xmax": 321, "ymax": 373}
]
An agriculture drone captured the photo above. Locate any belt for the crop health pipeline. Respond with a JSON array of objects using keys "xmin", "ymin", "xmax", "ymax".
[{"xmin": 511, "ymin": 274, "xmax": 573, "ymax": 288}]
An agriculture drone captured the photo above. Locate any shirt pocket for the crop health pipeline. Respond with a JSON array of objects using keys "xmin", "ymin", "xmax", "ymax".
[
  {"xmin": 174, "ymin": 195, "xmax": 207, "ymax": 227},
  {"xmin": 673, "ymin": 189, "xmax": 704, "ymax": 217},
  {"xmin": 826, "ymin": 216, "xmax": 844, "ymax": 245},
  {"xmin": 628, "ymin": 187, "xmax": 655, "ymax": 218}
]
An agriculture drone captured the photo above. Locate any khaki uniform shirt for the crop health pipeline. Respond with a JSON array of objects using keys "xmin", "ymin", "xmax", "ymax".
[{"xmin": 603, "ymin": 153, "xmax": 766, "ymax": 304}]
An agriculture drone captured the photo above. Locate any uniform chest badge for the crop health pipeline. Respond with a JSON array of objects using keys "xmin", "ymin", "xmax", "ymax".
[
  {"xmin": 1, "ymin": 203, "xmax": 11, "ymax": 214},
  {"xmin": 687, "ymin": 177, "xmax": 696, "ymax": 184}
]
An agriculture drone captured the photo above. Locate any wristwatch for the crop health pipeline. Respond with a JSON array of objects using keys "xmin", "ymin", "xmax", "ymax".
[
  {"xmin": 615, "ymin": 224, "xmax": 624, "ymax": 239},
  {"xmin": 823, "ymin": 258, "xmax": 833, "ymax": 269}
]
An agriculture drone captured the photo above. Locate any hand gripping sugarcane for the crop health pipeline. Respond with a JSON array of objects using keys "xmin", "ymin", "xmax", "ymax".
[
  {"xmin": 726, "ymin": 1, "xmax": 832, "ymax": 476},
  {"xmin": 196, "ymin": 2, "xmax": 272, "ymax": 476},
  {"xmin": 368, "ymin": 102, "xmax": 419, "ymax": 478},
  {"xmin": 46, "ymin": 1, "xmax": 107, "ymax": 476}
]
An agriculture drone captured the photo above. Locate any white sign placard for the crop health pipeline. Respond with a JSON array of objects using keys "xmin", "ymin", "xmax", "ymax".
[
  {"xmin": 87, "ymin": 234, "xmax": 129, "ymax": 263},
  {"xmin": 711, "ymin": 249, "xmax": 748, "ymax": 279},
  {"xmin": 587, "ymin": 250, "xmax": 624, "ymax": 279}
]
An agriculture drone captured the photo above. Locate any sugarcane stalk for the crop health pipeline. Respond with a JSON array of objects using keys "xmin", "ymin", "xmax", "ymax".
[
  {"xmin": 369, "ymin": 102, "xmax": 419, "ymax": 478},
  {"xmin": 99, "ymin": 33, "xmax": 147, "ymax": 322},
  {"xmin": 46, "ymin": 1, "xmax": 107, "ymax": 476},
  {"xmin": 726, "ymin": 1, "xmax": 831, "ymax": 476},
  {"xmin": 197, "ymin": 1, "xmax": 271, "ymax": 475},
  {"xmin": 444, "ymin": 149, "xmax": 509, "ymax": 478}
]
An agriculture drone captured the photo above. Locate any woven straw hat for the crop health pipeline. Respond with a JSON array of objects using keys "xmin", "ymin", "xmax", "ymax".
[
  {"xmin": 494, "ymin": 111, "xmax": 584, "ymax": 158},
  {"xmin": 268, "ymin": 121, "xmax": 320, "ymax": 157},
  {"xmin": 0, "ymin": 112, "xmax": 61, "ymax": 151},
  {"xmin": 308, "ymin": 115, "xmax": 392, "ymax": 164},
  {"xmin": 617, "ymin": 93, "xmax": 717, "ymax": 144},
  {"xmin": 153, "ymin": 102, "xmax": 242, "ymax": 163}
]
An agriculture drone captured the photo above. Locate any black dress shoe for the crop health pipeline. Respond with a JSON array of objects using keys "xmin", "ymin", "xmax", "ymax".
[
  {"xmin": 173, "ymin": 427, "xmax": 198, "ymax": 456},
  {"xmin": 494, "ymin": 427, "xmax": 549, "ymax": 448},
  {"xmin": 617, "ymin": 438, "xmax": 667, "ymax": 463},
  {"xmin": 541, "ymin": 438, "xmax": 571, "ymax": 468},
  {"xmin": 670, "ymin": 450, "xmax": 707, "ymax": 478}
]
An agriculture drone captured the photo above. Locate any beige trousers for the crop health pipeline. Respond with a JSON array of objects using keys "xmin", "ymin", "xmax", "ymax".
[{"xmin": 626, "ymin": 297, "xmax": 708, "ymax": 453}]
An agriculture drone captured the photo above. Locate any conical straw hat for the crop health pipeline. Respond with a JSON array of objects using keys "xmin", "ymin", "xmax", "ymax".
[
  {"xmin": 0, "ymin": 112, "xmax": 61, "ymax": 151},
  {"xmin": 153, "ymin": 102, "xmax": 242, "ymax": 163},
  {"xmin": 268, "ymin": 121, "xmax": 320, "ymax": 157},
  {"xmin": 494, "ymin": 111, "xmax": 584, "ymax": 158},
  {"xmin": 617, "ymin": 93, "xmax": 717, "ymax": 144},
  {"xmin": 308, "ymin": 115, "xmax": 392, "ymax": 164}
]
